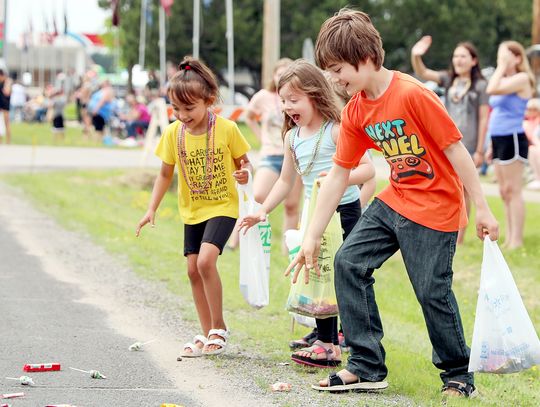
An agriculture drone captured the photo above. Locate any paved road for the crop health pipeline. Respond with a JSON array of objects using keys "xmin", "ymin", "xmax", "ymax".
[
  {"xmin": 0, "ymin": 145, "xmax": 161, "ymax": 172},
  {"xmin": 0, "ymin": 212, "xmax": 195, "ymax": 406}
]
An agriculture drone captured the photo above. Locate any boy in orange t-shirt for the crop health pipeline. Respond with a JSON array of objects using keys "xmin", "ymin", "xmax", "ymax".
[{"xmin": 286, "ymin": 9, "xmax": 499, "ymax": 397}]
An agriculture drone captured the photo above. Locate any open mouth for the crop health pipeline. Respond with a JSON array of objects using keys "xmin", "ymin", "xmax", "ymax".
[{"xmin": 291, "ymin": 114, "xmax": 300, "ymax": 122}]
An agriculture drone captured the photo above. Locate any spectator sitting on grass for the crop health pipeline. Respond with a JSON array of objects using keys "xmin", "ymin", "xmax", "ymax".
[{"xmin": 121, "ymin": 94, "xmax": 151, "ymax": 138}]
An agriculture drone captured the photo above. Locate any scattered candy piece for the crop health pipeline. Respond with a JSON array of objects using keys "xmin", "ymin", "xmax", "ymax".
[
  {"xmin": 23, "ymin": 363, "xmax": 61, "ymax": 372},
  {"xmin": 5, "ymin": 376, "xmax": 34, "ymax": 386},
  {"xmin": 69, "ymin": 367, "xmax": 107, "ymax": 379},
  {"xmin": 1, "ymin": 393, "xmax": 24, "ymax": 399},
  {"xmin": 270, "ymin": 382, "xmax": 292, "ymax": 392},
  {"xmin": 89, "ymin": 370, "xmax": 106, "ymax": 379},
  {"xmin": 129, "ymin": 339, "xmax": 157, "ymax": 352}
]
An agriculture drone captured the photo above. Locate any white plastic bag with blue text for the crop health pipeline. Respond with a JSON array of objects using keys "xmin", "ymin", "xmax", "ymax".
[
  {"xmin": 468, "ymin": 237, "xmax": 540, "ymax": 373},
  {"xmin": 237, "ymin": 173, "xmax": 271, "ymax": 309}
]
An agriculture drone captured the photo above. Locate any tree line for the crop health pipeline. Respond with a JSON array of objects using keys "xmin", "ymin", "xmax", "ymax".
[{"xmin": 99, "ymin": 0, "xmax": 533, "ymax": 89}]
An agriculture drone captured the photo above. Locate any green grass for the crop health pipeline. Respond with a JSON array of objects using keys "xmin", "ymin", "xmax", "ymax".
[
  {"xmin": 3, "ymin": 170, "xmax": 540, "ymax": 406},
  {"xmin": 10, "ymin": 120, "xmax": 258, "ymax": 150}
]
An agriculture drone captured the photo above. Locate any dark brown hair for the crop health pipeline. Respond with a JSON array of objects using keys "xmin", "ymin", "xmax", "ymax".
[
  {"xmin": 168, "ymin": 56, "xmax": 220, "ymax": 105},
  {"xmin": 277, "ymin": 59, "xmax": 341, "ymax": 139},
  {"xmin": 315, "ymin": 8, "xmax": 385, "ymax": 70},
  {"xmin": 447, "ymin": 42, "xmax": 484, "ymax": 87}
]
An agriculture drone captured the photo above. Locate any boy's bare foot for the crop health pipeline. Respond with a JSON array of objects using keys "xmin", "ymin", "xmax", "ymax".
[
  {"xmin": 312, "ymin": 370, "xmax": 388, "ymax": 392},
  {"xmin": 441, "ymin": 381, "xmax": 477, "ymax": 398},
  {"xmin": 318, "ymin": 369, "xmax": 357, "ymax": 387}
]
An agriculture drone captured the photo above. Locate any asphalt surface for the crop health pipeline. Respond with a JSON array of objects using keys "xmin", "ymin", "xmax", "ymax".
[
  {"xmin": 0, "ymin": 215, "xmax": 195, "ymax": 407},
  {"xmin": 0, "ymin": 145, "xmax": 162, "ymax": 173}
]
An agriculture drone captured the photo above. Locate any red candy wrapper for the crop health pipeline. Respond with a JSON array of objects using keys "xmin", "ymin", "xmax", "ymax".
[
  {"xmin": 270, "ymin": 382, "xmax": 292, "ymax": 392},
  {"xmin": 2, "ymin": 392, "xmax": 24, "ymax": 399},
  {"xmin": 23, "ymin": 363, "xmax": 61, "ymax": 372}
]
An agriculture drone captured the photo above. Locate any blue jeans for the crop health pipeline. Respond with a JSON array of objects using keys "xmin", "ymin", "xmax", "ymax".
[{"xmin": 334, "ymin": 198, "xmax": 473, "ymax": 385}]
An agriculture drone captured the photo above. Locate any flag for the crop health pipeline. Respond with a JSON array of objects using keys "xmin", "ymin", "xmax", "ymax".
[
  {"xmin": 52, "ymin": 13, "xmax": 58, "ymax": 36},
  {"xmin": 42, "ymin": 13, "xmax": 53, "ymax": 44},
  {"xmin": 161, "ymin": 0, "xmax": 174, "ymax": 16},
  {"xmin": 146, "ymin": 0, "xmax": 153, "ymax": 26},
  {"xmin": 111, "ymin": 0, "xmax": 120, "ymax": 27},
  {"xmin": 63, "ymin": 5, "xmax": 68, "ymax": 34}
]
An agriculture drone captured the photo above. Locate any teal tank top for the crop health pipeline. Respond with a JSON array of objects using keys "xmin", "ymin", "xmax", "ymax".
[{"xmin": 289, "ymin": 121, "xmax": 360, "ymax": 204}]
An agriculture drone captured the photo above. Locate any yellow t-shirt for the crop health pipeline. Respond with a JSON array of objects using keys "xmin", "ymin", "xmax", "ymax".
[{"xmin": 155, "ymin": 115, "xmax": 250, "ymax": 224}]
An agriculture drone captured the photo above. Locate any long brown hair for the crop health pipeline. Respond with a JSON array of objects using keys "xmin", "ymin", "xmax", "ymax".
[
  {"xmin": 168, "ymin": 56, "xmax": 220, "ymax": 105},
  {"xmin": 447, "ymin": 42, "xmax": 484, "ymax": 87},
  {"xmin": 277, "ymin": 59, "xmax": 341, "ymax": 139}
]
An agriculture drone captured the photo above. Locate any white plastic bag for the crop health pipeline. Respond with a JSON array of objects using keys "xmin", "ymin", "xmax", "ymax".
[
  {"xmin": 237, "ymin": 173, "xmax": 271, "ymax": 309},
  {"xmin": 285, "ymin": 199, "xmax": 316, "ymax": 327},
  {"xmin": 468, "ymin": 237, "xmax": 540, "ymax": 373}
]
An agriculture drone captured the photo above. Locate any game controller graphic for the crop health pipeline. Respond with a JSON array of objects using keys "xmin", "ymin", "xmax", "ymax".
[{"xmin": 389, "ymin": 154, "xmax": 434, "ymax": 182}]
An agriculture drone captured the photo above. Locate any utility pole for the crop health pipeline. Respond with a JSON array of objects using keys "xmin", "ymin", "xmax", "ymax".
[
  {"xmin": 0, "ymin": 0, "xmax": 7, "ymax": 66},
  {"xmin": 138, "ymin": 0, "xmax": 147, "ymax": 68},
  {"xmin": 532, "ymin": 0, "xmax": 540, "ymax": 76},
  {"xmin": 193, "ymin": 0, "xmax": 200, "ymax": 59},
  {"xmin": 262, "ymin": 0, "xmax": 279, "ymax": 89},
  {"xmin": 225, "ymin": 0, "xmax": 234, "ymax": 104},
  {"xmin": 159, "ymin": 5, "xmax": 166, "ymax": 86}
]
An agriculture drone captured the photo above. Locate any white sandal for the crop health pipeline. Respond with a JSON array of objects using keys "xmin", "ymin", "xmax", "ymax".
[
  {"xmin": 181, "ymin": 334, "xmax": 208, "ymax": 358},
  {"xmin": 202, "ymin": 328, "xmax": 229, "ymax": 356}
]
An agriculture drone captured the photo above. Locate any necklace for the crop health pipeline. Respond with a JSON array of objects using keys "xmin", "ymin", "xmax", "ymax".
[
  {"xmin": 289, "ymin": 121, "xmax": 328, "ymax": 176},
  {"xmin": 177, "ymin": 111, "xmax": 216, "ymax": 194},
  {"xmin": 449, "ymin": 77, "xmax": 471, "ymax": 103}
]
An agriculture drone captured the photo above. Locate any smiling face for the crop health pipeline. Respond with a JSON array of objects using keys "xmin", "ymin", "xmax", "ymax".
[
  {"xmin": 325, "ymin": 61, "xmax": 368, "ymax": 96},
  {"xmin": 278, "ymin": 82, "xmax": 318, "ymax": 128},
  {"xmin": 169, "ymin": 93, "xmax": 211, "ymax": 134},
  {"xmin": 452, "ymin": 45, "xmax": 477, "ymax": 77}
]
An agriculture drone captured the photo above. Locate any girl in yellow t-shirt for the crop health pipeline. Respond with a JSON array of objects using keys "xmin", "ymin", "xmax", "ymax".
[{"xmin": 136, "ymin": 57, "xmax": 251, "ymax": 358}]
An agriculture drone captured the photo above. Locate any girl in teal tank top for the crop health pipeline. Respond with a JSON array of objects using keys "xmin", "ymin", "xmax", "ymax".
[{"xmin": 239, "ymin": 60, "xmax": 375, "ymax": 368}]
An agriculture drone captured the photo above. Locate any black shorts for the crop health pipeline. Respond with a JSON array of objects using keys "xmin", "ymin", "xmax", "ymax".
[
  {"xmin": 92, "ymin": 114, "xmax": 106, "ymax": 131},
  {"xmin": 53, "ymin": 115, "xmax": 64, "ymax": 130},
  {"xmin": 184, "ymin": 216, "xmax": 237, "ymax": 256},
  {"xmin": 491, "ymin": 132, "xmax": 528, "ymax": 164},
  {"xmin": 336, "ymin": 199, "xmax": 361, "ymax": 240}
]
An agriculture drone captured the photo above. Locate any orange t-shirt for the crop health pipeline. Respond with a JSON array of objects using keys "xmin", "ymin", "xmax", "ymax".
[{"xmin": 335, "ymin": 71, "xmax": 466, "ymax": 232}]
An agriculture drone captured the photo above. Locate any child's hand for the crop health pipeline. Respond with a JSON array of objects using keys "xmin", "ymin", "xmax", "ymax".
[
  {"xmin": 136, "ymin": 210, "xmax": 156, "ymax": 237},
  {"xmin": 233, "ymin": 159, "xmax": 250, "ymax": 184},
  {"xmin": 475, "ymin": 206, "xmax": 499, "ymax": 241},
  {"xmin": 496, "ymin": 45, "xmax": 513, "ymax": 68},
  {"xmin": 284, "ymin": 235, "xmax": 321, "ymax": 284},
  {"xmin": 484, "ymin": 147, "xmax": 493, "ymax": 164},
  {"xmin": 238, "ymin": 210, "xmax": 267, "ymax": 234}
]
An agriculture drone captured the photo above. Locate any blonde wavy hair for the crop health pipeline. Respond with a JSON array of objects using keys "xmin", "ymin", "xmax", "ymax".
[{"xmin": 502, "ymin": 41, "xmax": 536, "ymax": 90}]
